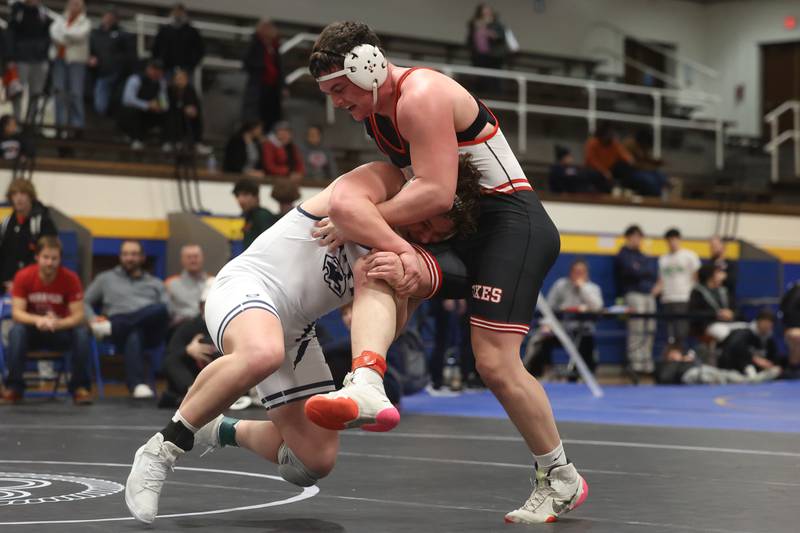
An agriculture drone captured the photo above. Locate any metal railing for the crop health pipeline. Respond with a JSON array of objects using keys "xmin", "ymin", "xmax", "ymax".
[
  {"xmin": 764, "ymin": 101, "xmax": 800, "ymax": 183},
  {"xmin": 133, "ymin": 16, "xmax": 726, "ymax": 168}
]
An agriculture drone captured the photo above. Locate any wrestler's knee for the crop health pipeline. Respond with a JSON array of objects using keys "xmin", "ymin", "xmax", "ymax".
[{"xmin": 235, "ymin": 337, "xmax": 284, "ymax": 379}]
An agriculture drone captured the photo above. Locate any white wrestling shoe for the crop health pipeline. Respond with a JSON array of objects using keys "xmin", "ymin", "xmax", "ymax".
[
  {"xmin": 194, "ymin": 414, "xmax": 224, "ymax": 456},
  {"xmin": 304, "ymin": 372, "xmax": 400, "ymax": 432},
  {"xmin": 125, "ymin": 432, "xmax": 184, "ymax": 524},
  {"xmin": 504, "ymin": 463, "xmax": 588, "ymax": 524}
]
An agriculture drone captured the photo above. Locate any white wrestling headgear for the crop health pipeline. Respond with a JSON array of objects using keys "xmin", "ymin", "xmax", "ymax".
[{"xmin": 315, "ymin": 44, "xmax": 388, "ymax": 106}]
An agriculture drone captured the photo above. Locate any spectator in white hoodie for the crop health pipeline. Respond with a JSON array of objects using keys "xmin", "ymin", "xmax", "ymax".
[{"xmin": 49, "ymin": 0, "xmax": 91, "ymax": 133}]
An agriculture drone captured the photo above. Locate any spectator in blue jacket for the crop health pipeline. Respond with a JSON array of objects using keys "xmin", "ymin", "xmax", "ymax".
[{"xmin": 614, "ymin": 224, "xmax": 658, "ymax": 373}]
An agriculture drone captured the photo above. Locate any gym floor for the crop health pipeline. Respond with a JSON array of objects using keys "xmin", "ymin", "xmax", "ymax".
[{"xmin": 1, "ymin": 381, "xmax": 798, "ymax": 532}]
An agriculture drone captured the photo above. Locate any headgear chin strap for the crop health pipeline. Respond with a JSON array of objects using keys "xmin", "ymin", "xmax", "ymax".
[{"xmin": 315, "ymin": 44, "xmax": 388, "ymax": 106}]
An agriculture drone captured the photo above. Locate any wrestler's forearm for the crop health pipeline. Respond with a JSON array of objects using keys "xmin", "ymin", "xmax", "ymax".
[
  {"xmin": 376, "ymin": 178, "xmax": 455, "ymax": 227},
  {"xmin": 329, "ymin": 196, "xmax": 414, "ymax": 254}
]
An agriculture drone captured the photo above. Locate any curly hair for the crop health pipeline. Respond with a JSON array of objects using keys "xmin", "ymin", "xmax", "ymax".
[
  {"xmin": 308, "ymin": 21, "xmax": 383, "ymax": 78},
  {"xmin": 446, "ymin": 154, "xmax": 482, "ymax": 238}
]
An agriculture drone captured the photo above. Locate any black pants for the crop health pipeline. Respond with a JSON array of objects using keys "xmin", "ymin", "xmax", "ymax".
[
  {"xmin": 526, "ymin": 331, "xmax": 597, "ymax": 377},
  {"xmin": 118, "ymin": 106, "xmax": 165, "ymax": 142},
  {"xmin": 162, "ymin": 350, "xmax": 202, "ymax": 396},
  {"xmin": 165, "ymin": 109, "xmax": 203, "ymax": 144},
  {"xmin": 242, "ymin": 79, "xmax": 282, "ymax": 133}
]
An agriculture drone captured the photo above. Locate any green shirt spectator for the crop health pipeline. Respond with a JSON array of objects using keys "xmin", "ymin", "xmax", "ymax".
[{"xmin": 233, "ymin": 178, "xmax": 279, "ymax": 250}]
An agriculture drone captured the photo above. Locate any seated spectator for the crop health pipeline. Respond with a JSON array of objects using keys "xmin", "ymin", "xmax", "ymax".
[
  {"xmin": 223, "ymin": 120, "xmax": 264, "ymax": 177},
  {"xmin": 271, "ymin": 179, "xmax": 301, "ymax": 216},
  {"xmin": 614, "ymin": 224, "xmax": 658, "ymax": 374},
  {"xmin": 781, "ymin": 280, "xmax": 800, "ymax": 378},
  {"xmin": 151, "ymin": 2, "xmax": 204, "ymax": 78},
  {"xmin": 1, "ymin": 178, "xmax": 58, "ymax": 293},
  {"xmin": 585, "ymin": 122, "xmax": 663, "ymax": 197},
  {"xmin": 0, "ymin": 114, "xmax": 34, "ymax": 162},
  {"xmin": 718, "ymin": 309, "xmax": 781, "ymax": 376},
  {"xmin": 118, "ymin": 59, "xmax": 168, "ymax": 150},
  {"xmin": 263, "ymin": 121, "xmax": 304, "ymax": 181},
  {"xmin": 164, "ymin": 69, "xmax": 210, "ymax": 154},
  {"xmin": 165, "ymin": 243, "xmax": 209, "ymax": 328},
  {"xmin": 707, "ymin": 235, "xmax": 737, "ymax": 301},
  {"xmin": 526, "ymin": 259, "xmax": 603, "ymax": 378},
  {"xmin": 688, "ymin": 264, "xmax": 747, "ymax": 345},
  {"xmin": 548, "ymin": 145, "xmax": 610, "ymax": 194},
  {"xmin": 49, "ymin": 0, "xmax": 91, "ymax": 135},
  {"xmin": 301, "ymin": 125, "xmax": 339, "ymax": 181},
  {"xmin": 158, "ymin": 278, "xmax": 220, "ymax": 408},
  {"xmin": 233, "ymin": 178, "xmax": 279, "ymax": 250},
  {"xmin": 84, "ymin": 240, "xmax": 169, "ymax": 399},
  {"xmin": 655, "ymin": 344, "xmax": 779, "ymax": 385},
  {"xmin": 1, "ymin": 236, "xmax": 92, "ymax": 405},
  {"xmin": 622, "ymin": 129, "xmax": 669, "ymax": 197},
  {"xmin": 89, "ymin": 7, "xmax": 136, "ymax": 116}
]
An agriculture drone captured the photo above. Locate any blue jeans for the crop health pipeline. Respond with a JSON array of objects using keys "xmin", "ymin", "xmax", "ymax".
[
  {"xmin": 5, "ymin": 323, "xmax": 92, "ymax": 394},
  {"xmin": 93, "ymin": 73, "xmax": 118, "ymax": 116},
  {"xmin": 52, "ymin": 59, "xmax": 87, "ymax": 128},
  {"xmin": 110, "ymin": 304, "xmax": 169, "ymax": 391}
]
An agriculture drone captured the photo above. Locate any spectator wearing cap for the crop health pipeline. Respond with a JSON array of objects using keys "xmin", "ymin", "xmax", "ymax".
[
  {"xmin": 548, "ymin": 145, "xmax": 611, "ymax": 194},
  {"xmin": 49, "ymin": 0, "xmax": 91, "ymax": 134},
  {"xmin": 118, "ymin": 59, "xmax": 168, "ymax": 149},
  {"xmin": 223, "ymin": 121, "xmax": 265, "ymax": 177},
  {"xmin": 653, "ymin": 228, "xmax": 700, "ymax": 348},
  {"xmin": 263, "ymin": 121, "xmax": 304, "ymax": 181},
  {"xmin": 614, "ymin": 224, "xmax": 658, "ymax": 373},
  {"xmin": 242, "ymin": 19, "xmax": 284, "ymax": 133},
  {"xmin": 232, "ymin": 178, "xmax": 279, "ymax": 250},
  {"xmin": 718, "ymin": 309, "xmax": 781, "ymax": 376},
  {"xmin": 151, "ymin": 3, "xmax": 205, "ymax": 78},
  {"xmin": 89, "ymin": 7, "xmax": 137, "ymax": 116},
  {"xmin": 0, "ymin": 178, "xmax": 58, "ymax": 293},
  {"xmin": 158, "ymin": 277, "xmax": 219, "ymax": 408}
]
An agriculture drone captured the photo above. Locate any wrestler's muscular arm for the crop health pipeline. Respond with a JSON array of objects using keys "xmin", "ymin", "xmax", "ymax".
[{"xmin": 376, "ymin": 76, "xmax": 460, "ymax": 226}]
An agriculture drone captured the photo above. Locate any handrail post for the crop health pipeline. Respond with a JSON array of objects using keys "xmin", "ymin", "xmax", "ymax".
[
  {"xmin": 587, "ymin": 84, "xmax": 596, "ymax": 134},
  {"xmin": 794, "ymin": 103, "xmax": 800, "ymax": 177},
  {"xmin": 517, "ymin": 75, "xmax": 527, "ymax": 153},
  {"xmin": 715, "ymin": 119, "xmax": 724, "ymax": 170},
  {"xmin": 136, "ymin": 15, "xmax": 145, "ymax": 59},
  {"xmin": 770, "ymin": 117, "xmax": 778, "ymax": 183},
  {"xmin": 652, "ymin": 92, "xmax": 662, "ymax": 160}
]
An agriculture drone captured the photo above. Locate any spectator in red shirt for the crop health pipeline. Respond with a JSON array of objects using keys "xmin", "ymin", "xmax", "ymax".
[
  {"xmin": 2, "ymin": 236, "xmax": 92, "ymax": 404},
  {"xmin": 262, "ymin": 121, "xmax": 304, "ymax": 181}
]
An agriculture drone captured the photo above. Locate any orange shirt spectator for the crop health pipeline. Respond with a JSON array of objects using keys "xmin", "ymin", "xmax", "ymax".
[{"xmin": 584, "ymin": 135, "xmax": 633, "ymax": 177}]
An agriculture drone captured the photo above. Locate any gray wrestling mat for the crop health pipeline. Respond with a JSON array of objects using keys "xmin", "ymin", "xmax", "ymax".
[{"xmin": 1, "ymin": 399, "xmax": 797, "ymax": 532}]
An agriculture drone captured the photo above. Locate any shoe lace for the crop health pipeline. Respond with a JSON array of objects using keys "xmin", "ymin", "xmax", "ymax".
[
  {"xmin": 522, "ymin": 469, "xmax": 554, "ymax": 513},
  {"xmin": 141, "ymin": 451, "xmax": 174, "ymax": 491}
]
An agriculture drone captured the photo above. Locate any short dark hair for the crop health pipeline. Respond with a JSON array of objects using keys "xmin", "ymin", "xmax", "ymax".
[
  {"xmin": 756, "ymin": 308, "xmax": 776, "ymax": 323},
  {"xmin": 271, "ymin": 179, "xmax": 300, "ymax": 204},
  {"xmin": 120, "ymin": 239, "xmax": 143, "ymax": 254},
  {"xmin": 445, "ymin": 154, "xmax": 482, "ymax": 238},
  {"xmin": 624, "ymin": 224, "xmax": 643, "ymax": 237},
  {"xmin": 233, "ymin": 178, "xmax": 260, "ymax": 197},
  {"xmin": 239, "ymin": 120, "xmax": 262, "ymax": 136},
  {"xmin": 309, "ymin": 21, "xmax": 383, "ymax": 78},
  {"xmin": 147, "ymin": 58, "xmax": 164, "ymax": 71},
  {"xmin": 570, "ymin": 257, "xmax": 589, "ymax": 272},
  {"xmin": 36, "ymin": 235, "xmax": 62, "ymax": 254},
  {"xmin": 698, "ymin": 263, "xmax": 720, "ymax": 285},
  {"xmin": 664, "ymin": 228, "xmax": 681, "ymax": 239}
]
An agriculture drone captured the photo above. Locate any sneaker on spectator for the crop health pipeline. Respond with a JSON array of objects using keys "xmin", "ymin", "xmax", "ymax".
[
  {"xmin": 505, "ymin": 463, "xmax": 588, "ymax": 524},
  {"xmin": 73, "ymin": 387, "xmax": 93, "ymax": 405},
  {"xmin": 750, "ymin": 366, "xmax": 782, "ymax": 383},
  {"xmin": 424, "ymin": 383, "xmax": 460, "ymax": 397},
  {"xmin": 130, "ymin": 140, "xmax": 145, "ymax": 150},
  {"xmin": 1, "ymin": 388, "xmax": 23, "ymax": 404},
  {"xmin": 90, "ymin": 319, "xmax": 111, "ymax": 339},
  {"xmin": 132, "ymin": 384, "xmax": 155, "ymax": 399},
  {"xmin": 162, "ymin": 142, "xmax": 174, "ymax": 153},
  {"xmin": 195, "ymin": 143, "xmax": 212, "ymax": 155}
]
